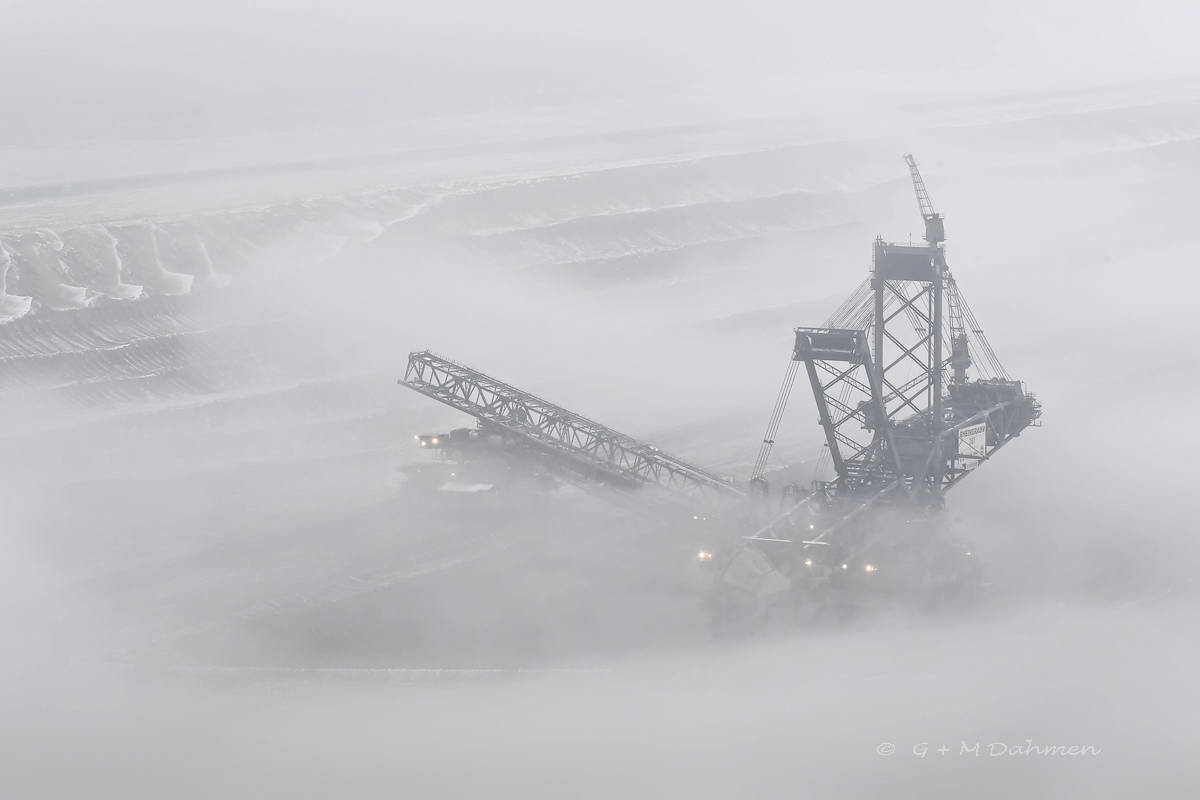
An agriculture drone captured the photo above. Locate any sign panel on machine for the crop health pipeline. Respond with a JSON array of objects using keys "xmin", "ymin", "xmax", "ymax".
[{"xmin": 958, "ymin": 422, "xmax": 987, "ymax": 468}]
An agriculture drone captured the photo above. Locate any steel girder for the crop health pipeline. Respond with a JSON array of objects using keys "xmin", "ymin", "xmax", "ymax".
[
  {"xmin": 792, "ymin": 261, "xmax": 1039, "ymax": 506},
  {"xmin": 400, "ymin": 351, "xmax": 742, "ymax": 501}
]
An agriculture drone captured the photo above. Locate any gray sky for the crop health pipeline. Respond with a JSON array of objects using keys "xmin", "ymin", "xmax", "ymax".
[{"xmin": 4, "ymin": 1, "xmax": 1199, "ymax": 145}]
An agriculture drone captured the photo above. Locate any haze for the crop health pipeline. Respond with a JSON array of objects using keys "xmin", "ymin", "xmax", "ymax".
[{"xmin": 1, "ymin": 2, "xmax": 1198, "ymax": 797}]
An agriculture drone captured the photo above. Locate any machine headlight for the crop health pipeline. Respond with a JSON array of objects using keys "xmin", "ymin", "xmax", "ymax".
[
  {"xmin": 803, "ymin": 558, "xmax": 813, "ymax": 567},
  {"xmin": 697, "ymin": 551, "xmax": 714, "ymax": 561},
  {"xmin": 863, "ymin": 563, "xmax": 878, "ymax": 574}
]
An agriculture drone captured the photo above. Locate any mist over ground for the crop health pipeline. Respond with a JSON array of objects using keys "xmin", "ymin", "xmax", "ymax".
[{"xmin": 1, "ymin": 2, "xmax": 1199, "ymax": 797}]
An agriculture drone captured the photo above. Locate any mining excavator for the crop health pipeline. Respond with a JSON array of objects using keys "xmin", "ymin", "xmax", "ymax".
[{"xmin": 399, "ymin": 155, "xmax": 1040, "ymax": 629}]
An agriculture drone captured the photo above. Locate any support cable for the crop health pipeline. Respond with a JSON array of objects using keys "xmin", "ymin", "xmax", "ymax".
[
  {"xmin": 957, "ymin": 289, "xmax": 1009, "ymax": 379},
  {"xmin": 750, "ymin": 359, "xmax": 800, "ymax": 481}
]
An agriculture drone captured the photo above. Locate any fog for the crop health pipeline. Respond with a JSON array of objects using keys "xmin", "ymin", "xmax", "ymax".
[{"xmin": 2, "ymin": 2, "xmax": 1199, "ymax": 797}]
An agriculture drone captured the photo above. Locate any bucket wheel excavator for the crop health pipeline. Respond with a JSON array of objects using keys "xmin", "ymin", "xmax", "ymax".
[
  {"xmin": 398, "ymin": 155, "xmax": 1040, "ymax": 629},
  {"xmin": 714, "ymin": 155, "xmax": 1040, "ymax": 629}
]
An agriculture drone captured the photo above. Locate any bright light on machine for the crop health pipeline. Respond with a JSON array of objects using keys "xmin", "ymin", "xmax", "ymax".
[
  {"xmin": 809, "ymin": 523, "xmax": 815, "ymax": 530},
  {"xmin": 803, "ymin": 558, "xmax": 813, "ymax": 567},
  {"xmin": 863, "ymin": 563, "xmax": 878, "ymax": 574},
  {"xmin": 431, "ymin": 437, "xmax": 439, "ymax": 445},
  {"xmin": 841, "ymin": 563, "xmax": 848, "ymax": 570},
  {"xmin": 697, "ymin": 551, "xmax": 714, "ymax": 562}
]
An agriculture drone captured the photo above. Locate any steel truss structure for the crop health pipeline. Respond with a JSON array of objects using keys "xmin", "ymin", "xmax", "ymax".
[
  {"xmin": 754, "ymin": 155, "xmax": 1040, "ymax": 513},
  {"xmin": 400, "ymin": 351, "xmax": 741, "ymax": 502}
]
